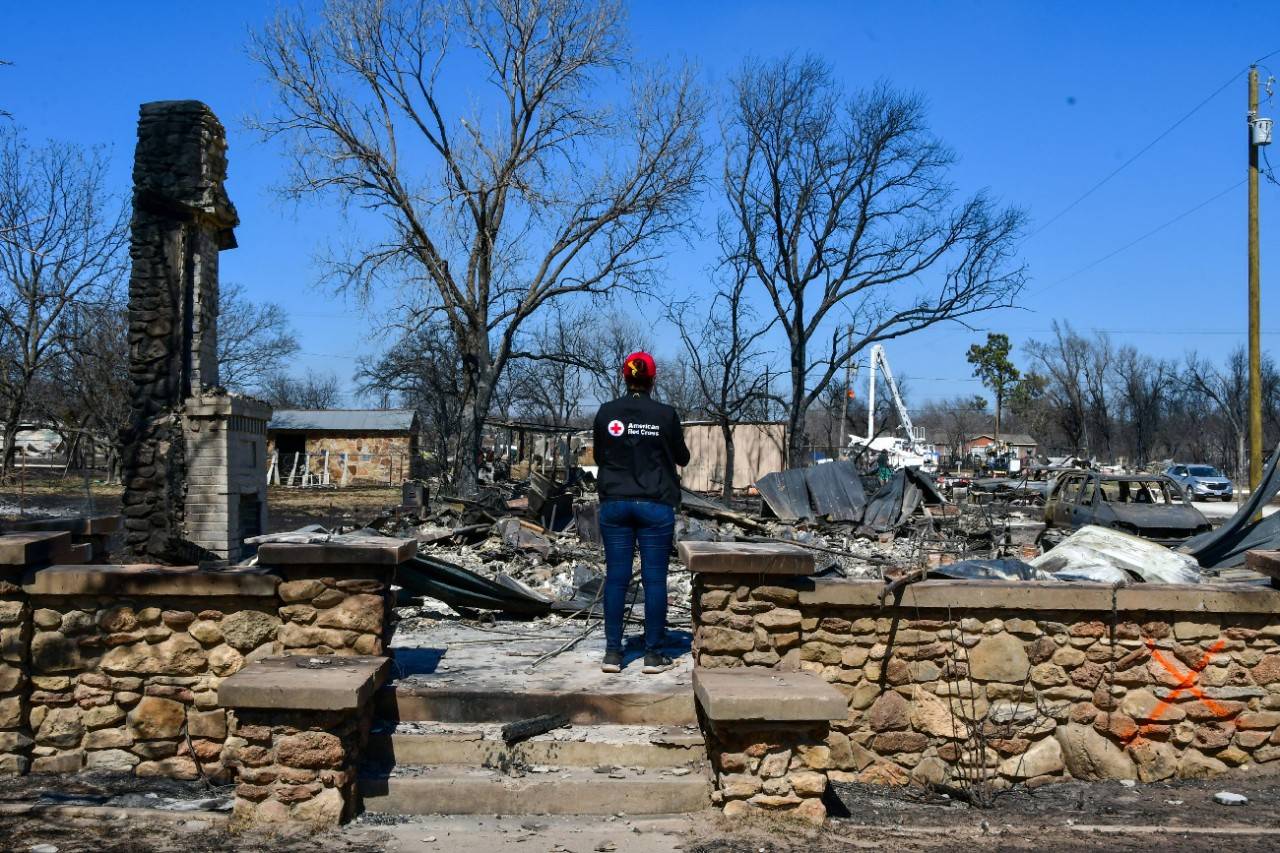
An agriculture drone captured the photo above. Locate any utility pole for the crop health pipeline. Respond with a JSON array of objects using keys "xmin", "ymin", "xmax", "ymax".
[
  {"xmin": 838, "ymin": 326, "xmax": 853, "ymax": 456},
  {"xmin": 1248, "ymin": 66, "xmax": 1263, "ymax": 491}
]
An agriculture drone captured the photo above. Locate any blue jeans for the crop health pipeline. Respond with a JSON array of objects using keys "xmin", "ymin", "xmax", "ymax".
[{"xmin": 598, "ymin": 499, "xmax": 675, "ymax": 654}]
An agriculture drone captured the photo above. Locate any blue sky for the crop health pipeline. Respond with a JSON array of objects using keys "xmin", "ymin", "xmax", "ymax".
[{"xmin": 3, "ymin": 1, "xmax": 1277, "ymax": 407}]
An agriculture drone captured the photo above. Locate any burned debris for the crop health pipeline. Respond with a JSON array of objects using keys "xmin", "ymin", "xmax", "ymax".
[{"xmin": 319, "ymin": 443, "xmax": 1280, "ymax": 639}]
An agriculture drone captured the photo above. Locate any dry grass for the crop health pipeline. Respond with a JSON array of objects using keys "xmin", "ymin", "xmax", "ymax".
[{"xmin": 0, "ymin": 469, "xmax": 400, "ymax": 533}]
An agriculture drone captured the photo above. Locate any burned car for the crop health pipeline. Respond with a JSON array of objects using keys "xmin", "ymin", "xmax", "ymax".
[{"xmin": 1044, "ymin": 471, "xmax": 1211, "ymax": 543}]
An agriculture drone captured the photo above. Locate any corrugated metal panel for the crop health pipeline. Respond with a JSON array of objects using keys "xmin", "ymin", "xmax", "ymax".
[
  {"xmin": 268, "ymin": 409, "xmax": 417, "ymax": 433},
  {"xmin": 804, "ymin": 461, "xmax": 867, "ymax": 522},
  {"xmin": 755, "ymin": 468, "xmax": 814, "ymax": 521}
]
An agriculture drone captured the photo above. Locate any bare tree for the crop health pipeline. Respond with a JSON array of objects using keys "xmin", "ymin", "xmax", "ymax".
[
  {"xmin": 250, "ymin": 0, "xmax": 706, "ymax": 494},
  {"xmin": 1112, "ymin": 346, "xmax": 1173, "ymax": 466},
  {"xmin": 672, "ymin": 268, "xmax": 772, "ymax": 498},
  {"xmin": 217, "ymin": 282, "xmax": 300, "ymax": 392},
  {"xmin": 260, "ymin": 369, "xmax": 343, "ymax": 409},
  {"xmin": 917, "ymin": 395, "xmax": 987, "ymax": 470},
  {"xmin": 1024, "ymin": 322, "xmax": 1091, "ymax": 455},
  {"xmin": 0, "ymin": 60, "xmax": 11, "ymax": 121},
  {"xmin": 1183, "ymin": 349, "xmax": 1254, "ymax": 487},
  {"xmin": 723, "ymin": 55, "xmax": 1026, "ymax": 467},
  {"xmin": 570, "ymin": 306, "xmax": 654, "ymax": 403},
  {"xmin": 506, "ymin": 309, "xmax": 590, "ymax": 428},
  {"xmin": 43, "ymin": 300, "xmax": 131, "ymax": 480},
  {"xmin": 357, "ymin": 321, "xmax": 465, "ymax": 477},
  {"xmin": 0, "ymin": 130, "xmax": 127, "ymax": 476},
  {"xmin": 654, "ymin": 355, "xmax": 706, "ymax": 420}
]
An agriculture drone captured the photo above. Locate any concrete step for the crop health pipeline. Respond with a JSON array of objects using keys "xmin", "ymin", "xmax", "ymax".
[
  {"xmin": 366, "ymin": 723, "xmax": 707, "ymax": 769},
  {"xmin": 376, "ymin": 684, "xmax": 697, "ymax": 725},
  {"xmin": 360, "ymin": 766, "xmax": 711, "ymax": 815}
]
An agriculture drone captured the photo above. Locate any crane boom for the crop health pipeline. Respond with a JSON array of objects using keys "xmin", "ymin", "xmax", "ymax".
[{"xmin": 868, "ymin": 345, "xmax": 917, "ymax": 450}]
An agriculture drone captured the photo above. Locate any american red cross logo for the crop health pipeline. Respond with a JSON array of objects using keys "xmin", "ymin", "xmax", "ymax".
[{"xmin": 607, "ymin": 419, "xmax": 625, "ymax": 437}]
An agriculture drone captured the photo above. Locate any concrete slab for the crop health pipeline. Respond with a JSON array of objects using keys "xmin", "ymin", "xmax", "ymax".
[
  {"xmin": 1246, "ymin": 550, "xmax": 1280, "ymax": 584},
  {"xmin": 677, "ymin": 540, "xmax": 814, "ymax": 575},
  {"xmin": 22, "ymin": 563, "xmax": 278, "ymax": 597},
  {"xmin": 219, "ymin": 654, "xmax": 389, "ymax": 711},
  {"xmin": 0, "ymin": 515, "xmax": 122, "ymax": 535},
  {"xmin": 367, "ymin": 722, "xmax": 706, "ymax": 768},
  {"xmin": 360, "ymin": 766, "xmax": 710, "ymax": 815},
  {"xmin": 0, "ymin": 531, "xmax": 71, "ymax": 566},
  {"xmin": 384, "ymin": 622, "xmax": 696, "ymax": 725},
  {"xmin": 256, "ymin": 534, "xmax": 418, "ymax": 566},
  {"xmin": 692, "ymin": 667, "xmax": 847, "ymax": 722},
  {"xmin": 363, "ymin": 812, "xmax": 695, "ymax": 852},
  {"xmin": 798, "ymin": 578, "xmax": 1280, "ymax": 614}
]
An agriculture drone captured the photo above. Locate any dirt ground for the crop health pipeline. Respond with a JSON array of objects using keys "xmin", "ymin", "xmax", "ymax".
[
  {"xmin": 3, "ymin": 769, "xmax": 1280, "ymax": 852},
  {"xmin": 0, "ymin": 469, "xmax": 402, "ymax": 535}
]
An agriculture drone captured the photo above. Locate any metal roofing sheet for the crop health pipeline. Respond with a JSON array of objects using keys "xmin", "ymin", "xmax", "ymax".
[{"xmin": 268, "ymin": 409, "xmax": 417, "ymax": 433}]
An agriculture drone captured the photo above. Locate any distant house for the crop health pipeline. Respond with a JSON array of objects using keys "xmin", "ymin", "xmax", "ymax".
[
  {"xmin": 963, "ymin": 432, "xmax": 1038, "ymax": 461},
  {"xmin": 267, "ymin": 409, "xmax": 421, "ymax": 486}
]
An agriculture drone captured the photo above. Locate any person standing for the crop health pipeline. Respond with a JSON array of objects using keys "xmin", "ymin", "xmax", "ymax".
[{"xmin": 592, "ymin": 351, "xmax": 690, "ymax": 673}]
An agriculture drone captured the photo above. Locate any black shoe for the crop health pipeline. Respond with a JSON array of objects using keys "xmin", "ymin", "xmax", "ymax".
[
  {"xmin": 601, "ymin": 650, "xmax": 623, "ymax": 673},
  {"xmin": 642, "ymin": 652, "xmax": 673, "ymax": 674}
]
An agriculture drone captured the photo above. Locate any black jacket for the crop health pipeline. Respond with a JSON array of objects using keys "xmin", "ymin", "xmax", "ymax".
[{"xmin": 592, "ymin": 391, "xmax": 690, "ymax": 507}]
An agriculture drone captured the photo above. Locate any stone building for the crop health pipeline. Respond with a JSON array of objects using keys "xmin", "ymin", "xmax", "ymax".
[{"xmin": 267, "ymin": 409, "xmax": 420, "ymax": 486}]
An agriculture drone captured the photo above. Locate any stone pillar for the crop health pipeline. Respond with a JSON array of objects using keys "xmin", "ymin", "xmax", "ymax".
[
  {"xmin": 0, "ymin": 531, "xmax": 84, "ymax": 776},
  {"xmin": 256, "ymin": 536, "xmax": 416, "ymax": 657},
  {"xmin": 0, "ymin": 567, "xmax": 31, "ymax": 776},
  {"xmin": 219, "ymin": 656, "xmax": 388, "ymax": 831}
]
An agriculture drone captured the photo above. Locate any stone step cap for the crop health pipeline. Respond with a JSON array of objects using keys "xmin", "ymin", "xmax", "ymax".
[
  {"xmin": 692, "ymin": 668, "xmax": 846, "ymax": 722},
  {"xmin": 220, "ymin": 654, "xmax": 389, "ymax": 711},
  {"xmin": 254, "ymin": 532, "xmax": 417, "ymax": 566},
  {"xmin": 23, "ymin": 563, "xmax": 278, "ymax": 597},
  {"xmin": 0, "ymin": 515, "xmax": 123, "ymax": 536},
  {"xmin": 0, "ymin": 531, "xmax": 73, "ymax": 567},
  {"xmin": 677, "ymin": 541, "xmax": 814, "ymax": 576}
]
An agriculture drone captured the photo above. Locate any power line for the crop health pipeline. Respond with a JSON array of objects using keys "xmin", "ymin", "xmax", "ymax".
[
  {"xmin": 1024, "ymin": 79, "xmax": 1241, "ymax": 241},
  {"xmin": 1033, "ymin": 178, "xmax": 1245, "ymax": 294},
  {"xmin": 1024, "ymin": 47, "xmax": 1280, "ymax": 242}
]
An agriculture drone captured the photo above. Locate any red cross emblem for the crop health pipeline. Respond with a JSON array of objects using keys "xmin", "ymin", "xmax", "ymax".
[{"xmin": 607, "ymin": 419, "xmax": 625, "ymax": 437}]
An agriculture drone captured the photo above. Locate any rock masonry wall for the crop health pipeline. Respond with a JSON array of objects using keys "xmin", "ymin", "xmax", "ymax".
[
  {"xmin": 705, "ymin": 721, "xmax": 830, "ymax": 823},
  {"xmin": 276, "ymin": 568, "xmax": 393, "ymax": 656},
  {"xmin": 0, "ymin": 544, "xmax": 401, "ymax": 790},
  {"xmin": 694, "ymin": 576, "xmax": 1280, "ymax": 792},
  {"xmin": 227, "ymin": 706, "xmax": 370, "ymax": 830},
  {"xmin": 268, "ymin": 434, "xmax": 415, "ymax": 486},
  {"xmin": 24, "ymin": 594, "xmax": 279, "ymax": 779},
  {"xmin": 0, "ymin": 578, "xmax": 31, "ymax": 775}
]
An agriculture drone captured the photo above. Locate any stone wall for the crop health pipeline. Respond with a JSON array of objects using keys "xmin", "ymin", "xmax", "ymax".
[
  {"xmin": 22, "ymin": 568, "xmax": 280, "ymax": 778},
  {"xmin": 0, "ymin": 536, "xmax": 409, "ymax": 785},
  {"xmin": 267, "ymin": 434, "xmax": 415, "ymax": 485},
  {"xmin": 693, "ymin": 576, "xmax": 1280, "ymax": 791},
  {"xmin": 276, "ymin": 572, "xmax": 391, "ymax": 657},
  {"xmin": 227, "ymin": 706, "xmax": 369, "ymax": 829},
  {"xmin": 705, "ymin": 721, "xmax": 830, "ymax": 822},
  {"xmin": 0, "ymin": 568, "xmax": 31, "ymax": 775},
  {"xmin": 260, "ymin": 538, "xmax": 412, "ymax": 658}
]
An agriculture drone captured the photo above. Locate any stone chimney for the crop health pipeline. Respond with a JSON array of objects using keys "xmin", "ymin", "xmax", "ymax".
[{"xmin": 120, "ymin": 101, "xmax": 270, "ymax": 564}]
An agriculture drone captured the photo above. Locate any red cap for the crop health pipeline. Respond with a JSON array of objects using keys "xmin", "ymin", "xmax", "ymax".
[{"xmin": 621, "ymin": 351, "xmax": 656, "ymax": 386}]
